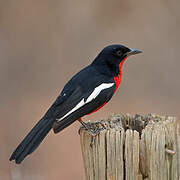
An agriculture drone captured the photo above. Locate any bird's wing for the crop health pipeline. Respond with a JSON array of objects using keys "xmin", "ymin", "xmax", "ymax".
[
  {"xmin": 52, "ymin": 81, "xmax": 116, "ymax": 133},
  {"xmin": 48, "ymin": 65, "xmax": 114, "ymax": 119},
  {"xmin": 52, "ymin": 85, "xmax": 83, "ymax": 118}
]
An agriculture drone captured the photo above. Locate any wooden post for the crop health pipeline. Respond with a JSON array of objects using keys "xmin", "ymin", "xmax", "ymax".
[{"xmin": 79, "ymin": 114, "xmax": 180, "ymax": 180}]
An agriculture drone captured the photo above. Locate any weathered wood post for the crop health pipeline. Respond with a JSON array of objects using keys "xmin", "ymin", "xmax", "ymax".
[{"xmin": 79, "ymin": 114, "xmax": 180, "ymax": 180}]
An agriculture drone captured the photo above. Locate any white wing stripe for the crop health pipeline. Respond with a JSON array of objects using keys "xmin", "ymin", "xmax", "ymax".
[
  {"xmin": 58, "ymin": 99, "xmax": 85, "ymax": 121},
  {"xmin": 86, "ymin": 83, "xmax": 114, "ymax": 103},
  {"xmin": 57, "ymin": 83, "xmax": 114, "ymax": 122}
]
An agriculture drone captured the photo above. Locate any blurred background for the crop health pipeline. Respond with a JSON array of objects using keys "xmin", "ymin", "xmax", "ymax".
[{"xmin": 1, "ymin": 0, "xmax": 180, "ymax": 179}]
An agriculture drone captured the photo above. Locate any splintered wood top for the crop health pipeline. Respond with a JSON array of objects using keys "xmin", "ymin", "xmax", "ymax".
[
  {"xmin": 79, "ymin": 113, "xmax": 177, "ymax": 134},
  {"xmin": 79, "ymin": 114, "xmax": 179, "ymax": 180}
]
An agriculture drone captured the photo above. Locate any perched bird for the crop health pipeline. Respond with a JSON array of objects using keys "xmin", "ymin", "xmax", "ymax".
[{"xmin": 9, "ymin": 44, "xmax": 142, "ymax": 164}]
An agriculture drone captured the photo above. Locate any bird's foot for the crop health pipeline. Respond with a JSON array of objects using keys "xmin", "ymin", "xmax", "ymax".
[
  {"xmin": 89, "ymin": 122, "xmax": 104, "ymax": 135},
  {"xmin": 78, "ymin": 119, "xmax": 106, "ymax": 146},
  {"xmin": 79, "ymin": 121, "xmax": 105, "ymax": 136},
  {"xmin": 89, "ymin": 122, "xmax": 106, "ymax": 146},
  {"xmin": 88, "ymin": 126, "xmax": 101, "ymax": 137}
]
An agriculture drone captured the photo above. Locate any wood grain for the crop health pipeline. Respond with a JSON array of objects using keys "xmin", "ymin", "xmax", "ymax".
[{"xmin": 79, "ymin": 114, "xmax": 179, "ymax": 180}]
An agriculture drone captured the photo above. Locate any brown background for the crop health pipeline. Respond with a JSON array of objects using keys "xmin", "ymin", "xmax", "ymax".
[{"xmin": 1, "ymin": 0, "xmax": 180, "ymax": 179}]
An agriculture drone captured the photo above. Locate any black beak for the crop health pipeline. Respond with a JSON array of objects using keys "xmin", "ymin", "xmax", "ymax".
[{"xmin": 125, "ymin": 48, "xmax": 143, "ymax": 56}]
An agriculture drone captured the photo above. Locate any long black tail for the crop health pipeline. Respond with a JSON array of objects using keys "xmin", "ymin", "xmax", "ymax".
[{"xmin": 9, "ymin": 117, "xmax": 54, "ymax": 164}]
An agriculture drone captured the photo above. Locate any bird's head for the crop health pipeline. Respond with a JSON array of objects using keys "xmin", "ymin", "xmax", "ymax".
[{"xmin": 93, "ymin": 44, "xmax": 142, "ymax": 66}]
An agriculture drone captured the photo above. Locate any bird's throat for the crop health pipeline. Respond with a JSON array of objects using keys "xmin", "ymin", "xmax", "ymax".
[{"xmin": 113, "ymin": 57, "xmax": 127, "ymax": 93}]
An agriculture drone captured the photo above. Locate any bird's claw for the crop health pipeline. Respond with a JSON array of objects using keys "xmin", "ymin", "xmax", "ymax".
[
  {"xmin": 86, "ymin": 123, "xmax": 106, "ymax": 147},
  {"xmin": 78, "ymin": 120, "xmax": 106, "ymax": 146},
  {"xmin": 89, "ymin": 128, "xmax": 101, "ymax": 147},
  {"xmin": 87, "ymin": 122, "xmax": 105, "ymax": 136}
]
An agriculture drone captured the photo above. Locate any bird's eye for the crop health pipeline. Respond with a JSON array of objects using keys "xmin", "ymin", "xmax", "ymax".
[{"xmin": 116, "ymin": 50, "xmax": 122, "ymax": 56}]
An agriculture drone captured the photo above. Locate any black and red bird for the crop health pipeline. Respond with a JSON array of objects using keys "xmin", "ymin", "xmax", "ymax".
[{"xmin": 10, "ymin": 44, "xmax": 142, "ymax": 164}]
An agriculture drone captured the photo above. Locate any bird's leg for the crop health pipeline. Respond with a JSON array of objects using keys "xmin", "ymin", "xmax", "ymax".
[
  {"xmin": 78, "ymin": 118, "xmax": 96, "ymax": 146},
  {"xmin": 78, "ymin": 118, "xmax": 106, "ymax": 146},
  {"xmin": 78, "ymin": 118, "xmax": 101, "ymax": 136}
]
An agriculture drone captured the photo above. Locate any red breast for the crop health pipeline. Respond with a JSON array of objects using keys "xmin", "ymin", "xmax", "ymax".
[{"xmin": 113, "ymin": 57, "xmax": 127, "ymax": 93}]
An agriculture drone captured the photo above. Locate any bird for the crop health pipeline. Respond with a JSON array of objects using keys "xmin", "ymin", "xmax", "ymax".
[{"xmin": 9, "ymin": 44, "xmax": 142, "ymax": 164}]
